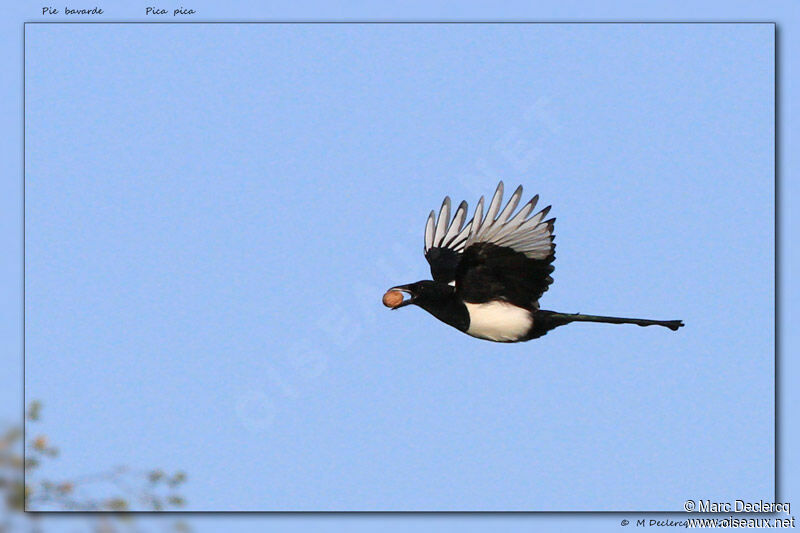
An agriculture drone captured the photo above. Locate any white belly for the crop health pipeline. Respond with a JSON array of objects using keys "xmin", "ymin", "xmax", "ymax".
[{"xmin": 464, "ymin": 301, "xmax": 533, "ymax": 342}]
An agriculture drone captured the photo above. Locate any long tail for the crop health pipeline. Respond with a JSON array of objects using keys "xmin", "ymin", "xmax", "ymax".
[
  {"xmin": 530, "ymin": 310, "xmax": 684, "ymax": 339},
  {"xmin": 548, "ymin": 311, "xmax": 683, "ymax": 330}
]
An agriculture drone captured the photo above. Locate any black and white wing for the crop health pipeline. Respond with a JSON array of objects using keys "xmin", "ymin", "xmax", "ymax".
[
  {"xmin": 424, "ymin": 196, "xmax": 471, "ymax": 283},
  {"xmin": 455, "ymin": 182, "xmax": 556, "ymax": 309}
]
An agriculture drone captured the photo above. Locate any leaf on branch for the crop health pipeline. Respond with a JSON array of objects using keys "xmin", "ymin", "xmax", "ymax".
[
  {"xmin": 26, "ymin": 401, "xmax": 42, "ymax": 421},
  {"xmin": 168, "ymin": 471, "xmax": 187, "ymax": 486},
  {"xmin": 1, "ymin": 427, "xmax": 22, "ymax": 447},
  {"xmin": 7, "ymin": 481, "xmax": 30, "ymax": 511},
  {"xmin": 151, "ymin": 497, "xmax": 164, "ymax": 511},
  {"xmin": 105, "ymin": 497, "xmax": 129, "ymax": 511},
  {"xmin": 32, "ymin": 435, "xmax": 48, "ymax": 451},
  {"xmin": 167, "ymin": 495, "xmax": 186, "ymax": 507}
]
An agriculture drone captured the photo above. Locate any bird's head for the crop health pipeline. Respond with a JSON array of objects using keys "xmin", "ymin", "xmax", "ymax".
[{"xmin": 383, "ymin": 280, "xmax": 454, "ymax": 310}]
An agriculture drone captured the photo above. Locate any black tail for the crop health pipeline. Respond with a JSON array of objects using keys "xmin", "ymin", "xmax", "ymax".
[{"xmin": 528, "ymin": 310, "xmax": 684, "ymax": 339}]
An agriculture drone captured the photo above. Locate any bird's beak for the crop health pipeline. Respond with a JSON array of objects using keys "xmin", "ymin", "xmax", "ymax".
[{"xmin": 388, "ymin": 285, "xmax": 416, "ymax": 309}]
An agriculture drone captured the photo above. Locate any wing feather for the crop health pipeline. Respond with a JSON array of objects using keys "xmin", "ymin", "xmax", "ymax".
[
  {"xmin": 482, "ymin": 185, "xmax": 523, "ymax": 242},
  {"xmin": 433, "ymin": 197, "xmax": 451, "ymax": 246},
  {"xmin": 424, "ymin": 195, "xmax": 472, "ymax": 283},
  {"xmin": 466, "ymin": 182, "xmax": 554, "ymax": 261},
  {"xmin": 424, "ymin": 210, "xmax": 436, "ymax": 252},
  {"xmin": 483, "ymin": 182, "xmax": 504, "ymax": 232},
  {"xmin": 423, "ymin": 182, "xmax": 556, "ymax": 298},
  {"xmin": 442, "ymin": 201, "xmax": 468, "ymax": 247}
]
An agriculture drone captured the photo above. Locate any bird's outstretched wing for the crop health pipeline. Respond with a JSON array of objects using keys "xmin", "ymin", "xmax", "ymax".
[
  {"xmin": 455, "ymin": 182, "xmax": 556, "ymax": 309},
  {"xmin": 424, "ymin": 196, "xmax": 471, "ymax": 283}
]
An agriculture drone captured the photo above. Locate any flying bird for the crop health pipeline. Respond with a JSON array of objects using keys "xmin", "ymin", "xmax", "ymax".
[{"xmin": 384, "ymin": 182, "xmax": 683, "ymax": 342}]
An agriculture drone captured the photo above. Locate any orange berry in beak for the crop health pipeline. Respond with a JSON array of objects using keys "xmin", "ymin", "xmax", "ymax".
[{"xmin": 382, "ymin": 290, "xmax": 405, "ymax": 308}]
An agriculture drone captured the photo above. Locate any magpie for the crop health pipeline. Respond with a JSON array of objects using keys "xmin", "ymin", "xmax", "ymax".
[{"xmin": 384, "ymin": 182, "xmax": 684, "ymax": 342}]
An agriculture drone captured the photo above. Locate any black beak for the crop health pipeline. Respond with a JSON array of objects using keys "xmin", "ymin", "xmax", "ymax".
[{"xmin": 389, "ymin": 285, "xmax": 416, "ymax": 309}]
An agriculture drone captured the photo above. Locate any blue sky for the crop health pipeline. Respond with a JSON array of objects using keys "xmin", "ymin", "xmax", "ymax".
[
  {"xmin": 2, "ymin": 0, "xmax": 796, "ymax": 531},
  {"xmin": 23, "ymin": 21, "xmax": 773, "ymax": 511}
]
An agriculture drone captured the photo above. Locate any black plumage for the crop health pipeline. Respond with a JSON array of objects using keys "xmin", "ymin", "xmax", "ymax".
[
  {"xmin": 387, "ymin": 182, "xmax": 683, "ymax": 343},
  {"xmin": 456, "ymin": 242, "xmax": 554, "ymax": 310}
]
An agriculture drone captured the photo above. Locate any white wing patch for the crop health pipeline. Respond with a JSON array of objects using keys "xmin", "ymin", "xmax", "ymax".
[
  {"xmin": 466, "ymin": 182, "xmax": 555, "ymax": 260},
  {"xmin": 424, "ymin": 196, "xmax": 471, "ymax": 253},
  {"xmin": 465, "ymin": 301, "xmax": 533, "ymax": 342}
]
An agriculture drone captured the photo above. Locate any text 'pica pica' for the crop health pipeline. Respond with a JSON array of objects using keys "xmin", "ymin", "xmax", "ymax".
[{"xmin": 384, "ymin": 182, "xmax": 684, "ymax": 342}]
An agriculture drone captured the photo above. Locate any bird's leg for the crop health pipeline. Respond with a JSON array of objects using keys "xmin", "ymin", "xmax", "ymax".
[{"xmin": 548, "ymin": 312, "xmax": 684, "ymax": 331}]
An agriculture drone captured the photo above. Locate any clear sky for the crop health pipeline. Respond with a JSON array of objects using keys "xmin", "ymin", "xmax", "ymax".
[
  {"xmin": 24, "ymin": 21, "xmax": 774, "ymax": 512},
  {"xmin": 2, "ymin": 0, "xmax": 795, "ymax": 531}
]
